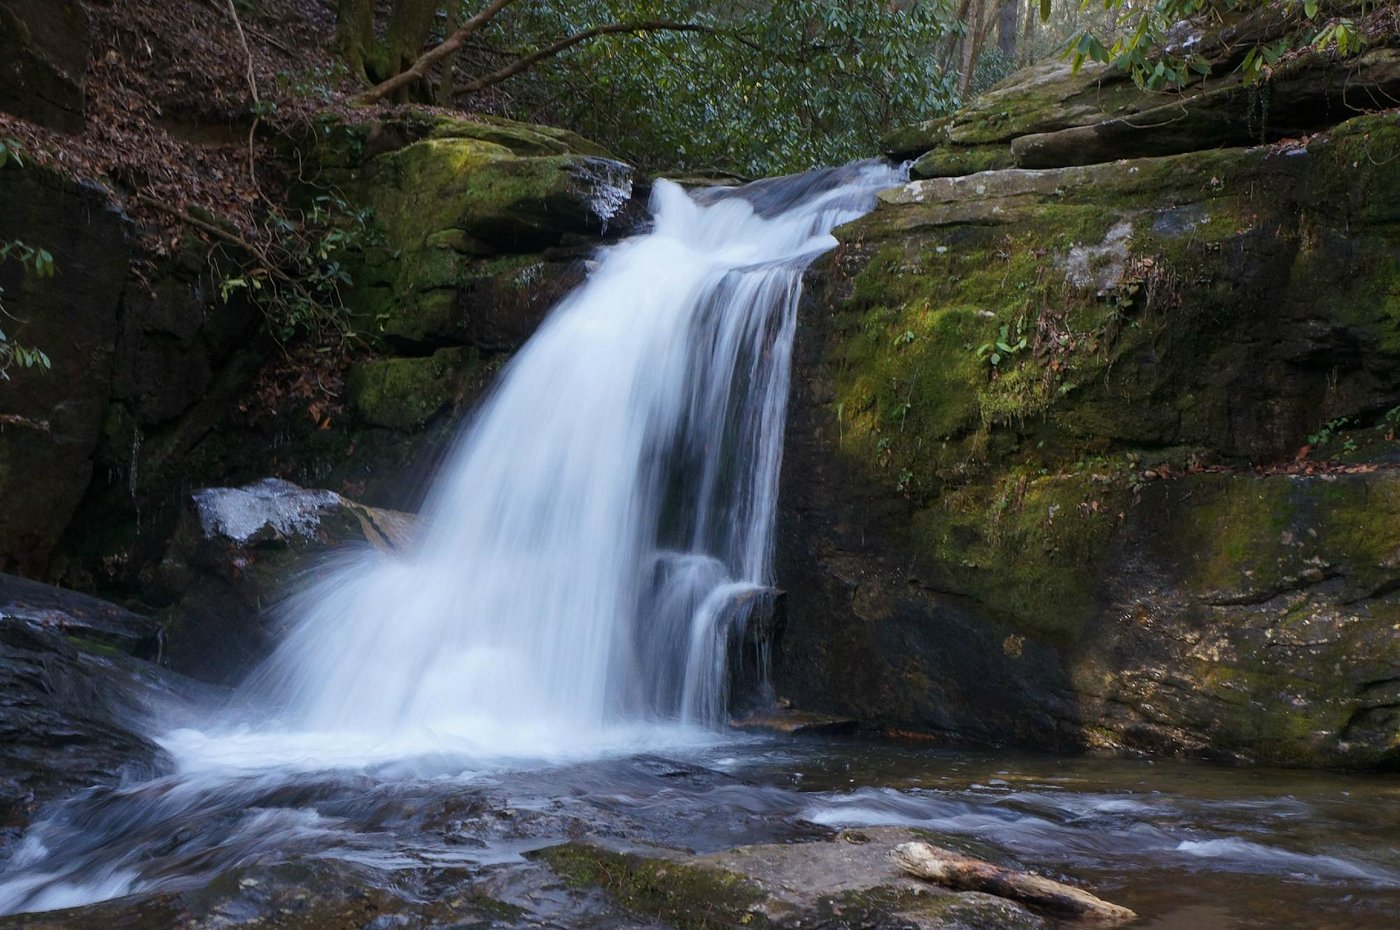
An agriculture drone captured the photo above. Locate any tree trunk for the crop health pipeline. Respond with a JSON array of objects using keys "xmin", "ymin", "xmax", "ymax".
[
  {"xmin": 1020, "ymin": 0, "xmax": 1037, "ymax": 65},
  {"xmin": 955, "ymin": 0, "xmax": 988, "ymax": 96},
  {"xmin": 437, "ymin": 0, "xmax": 467, "ymax": 101},
  {"xmin": 997, "ymin": 0, "xmax": 1017, "ymax": 60},
  {"xmin": 335, "ymin": 0, "xmax": 376, "ymax": 80},
  {"xmin": 384, "ymin": 0, "xmax": 440, "ymax": 92}
]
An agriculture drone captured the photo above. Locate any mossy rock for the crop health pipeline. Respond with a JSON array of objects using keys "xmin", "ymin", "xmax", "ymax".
[
  {"xmin": 347, "ymin": 347, "xmax": 482, "ymax": 431},
  {"xmin": 537, "ymin": 843, "xmax": 772, "ymax": 930},
  {"xmin": 881, "ymin": 29, "xmax": 1400, "ymax": 172},
  {"xmin": 777, "ymin": 113, "xmax": 1400, "ymax": 767}
]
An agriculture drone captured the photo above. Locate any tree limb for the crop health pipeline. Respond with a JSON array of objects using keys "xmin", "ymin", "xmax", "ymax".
[
  {"xmin": 454, "ymin": 20, "xmax": 749, "ymax": 97},
  {"xmin": 892, "ymin": 842, "xmax": 1137, "ymax": 924},
  {"xmin": 354, "ymin": 0, "xmax": 521, "ymax": 105}
]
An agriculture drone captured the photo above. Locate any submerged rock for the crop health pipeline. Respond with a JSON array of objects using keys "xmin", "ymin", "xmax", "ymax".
[{"xmin": 156, "ymin": 479, "xmax": 417, "ymax": 684}]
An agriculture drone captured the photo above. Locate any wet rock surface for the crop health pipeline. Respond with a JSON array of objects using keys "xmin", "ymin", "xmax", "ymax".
[
  {"xmin": 155, "ymin": 478, "xmax": 416, "ymax": 684},
  {"xmin": 0, "ymin": 573, "xmax": 158, "ymax": 657},
  {"xmin": 0, "ymin": 576, "xmax": 205, "ymax": 840},
  {"xmin": 5, "ymin": 740, "xmax": 1397, "ymax": 929}
]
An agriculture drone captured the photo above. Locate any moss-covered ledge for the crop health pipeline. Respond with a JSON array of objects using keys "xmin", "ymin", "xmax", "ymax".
[{"xmin": 775, "ymin": 113, "xmax": 1400, "ymax": 767}]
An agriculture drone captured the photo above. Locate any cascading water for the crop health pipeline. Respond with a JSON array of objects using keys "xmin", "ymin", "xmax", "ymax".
[
  {"xmin": 215, "ymin": 161, "xmax": 905, "ymax": 761},
  {"xmin": 0, "ymin": 162, "xmax": 901, "ymax": 915}
]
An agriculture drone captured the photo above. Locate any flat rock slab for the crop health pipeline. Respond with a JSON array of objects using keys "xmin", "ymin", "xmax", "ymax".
[{"xmin": 537, "ymin": 827, "xmax": 1049, "ymax": 929}]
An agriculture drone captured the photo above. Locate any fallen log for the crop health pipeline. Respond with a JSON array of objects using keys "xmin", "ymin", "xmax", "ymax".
[{"xmin": 891, "ymin": 842, "xmax": 1136, "ymax": 924}]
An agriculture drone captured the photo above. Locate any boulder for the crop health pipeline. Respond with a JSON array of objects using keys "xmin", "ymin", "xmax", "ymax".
[
  {"xmin": 155, "ymin": 478, "xmax": 416, "ymax": 685},
  {"xmin": 0, "ymin": 577, "xmax": 195, "ymax": 835},
  {"xmin": 777, "ymin": 112, "xmax": 1400, "ymax": 766},
  {"xmin": 0, "ymin": 572, "xmax": 158, "ymax": 656},
  {"xmin": 302, "ymin": 111, "xmax": 636, "ymax": 351}
]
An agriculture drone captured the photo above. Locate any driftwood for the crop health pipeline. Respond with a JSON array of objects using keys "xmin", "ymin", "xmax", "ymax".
[{"xmin": 891, "ymin": 841, "xmax": 1137, "ymax": 924}]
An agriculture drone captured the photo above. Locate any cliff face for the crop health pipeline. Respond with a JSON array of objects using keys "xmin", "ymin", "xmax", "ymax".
[{"xmin": 777, "ymin": 51, "xmax": 1400, "ymax": 766}]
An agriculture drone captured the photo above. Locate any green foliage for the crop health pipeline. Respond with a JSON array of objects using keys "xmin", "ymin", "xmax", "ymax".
[
  {"xmin": 220, "ymin": 193, "xmax": 388, "ymax": 345},
  {"xmin": 1057, "ymin": 0, "xmax": 1370, "ymax": 90},
  {"xmin": 970, "ymin": 45, "xmax": 1016, "ymax": 96},
  {"xmin": 483, "ymin": 0, "xmax": 960, "ymax": 176},
  {"xmin": 977, "ymin": 322, "xmax": 1029, "ymax": 369},
  {"xmin": 1308, "ymin": 416, "xmax": 1356, "ymax": 452},
  {"xmin": 0, "ymin": 139, "xmax": 54, "ymax": 381}
]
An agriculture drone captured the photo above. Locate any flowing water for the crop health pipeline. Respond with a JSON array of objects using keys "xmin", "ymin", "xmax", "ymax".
[{"xmin": 1, "ymin": 167, "xmax": 1397, "ymax": 928}]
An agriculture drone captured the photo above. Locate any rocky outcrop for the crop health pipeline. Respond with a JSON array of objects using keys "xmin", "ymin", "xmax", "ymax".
[
  {"xmin": 779, "ymin": 55, "xmax": 1400, "ymax": 768},
  {"xmin": 307, "ymin": 111, "xmax": 637, "ymax": 350},
  {"xmin": 0, "ymin": 577, "xmax": 193, "ymax": 835},
  {"xmin": 537, "ymin": 828, "xmax": 1051, "ymax": 929},
  {"xmin": 154, "ymin": 478, "xmax": 415, "ymax": 684},
  {"xmin": 884, "ymin": 27, "xmax": 1400, "ymax": 179},
  {"xmin": 0, "ymin": 163, "xmax": 132, "ymax": 577}
]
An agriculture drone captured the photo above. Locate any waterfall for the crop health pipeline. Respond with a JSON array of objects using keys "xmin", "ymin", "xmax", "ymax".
[
  {"xmin": 211, "ymin": 163, "xmax": 901, "ymax": 764},
  {"xmin": 0, "ymin": 163, "xmax": 901, "ymax": 918}
]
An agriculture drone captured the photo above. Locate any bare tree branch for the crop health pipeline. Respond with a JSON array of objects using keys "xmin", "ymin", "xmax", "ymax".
[
  {"xmin": 354, "ymin": 0, "xmax": 521, "ymax": 105},
  {"xmin": 454, "ymin": 20, "xmax": 753, "ymax": 97},
  {"xmin": 224, "ymin": 0, "xmax": 263, "ymax": 188}
]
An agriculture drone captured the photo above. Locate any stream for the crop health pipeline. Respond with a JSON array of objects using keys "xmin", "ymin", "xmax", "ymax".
[{"xmin": 2, "ymin": 736, "xmax": 1396, "ymax": 927}]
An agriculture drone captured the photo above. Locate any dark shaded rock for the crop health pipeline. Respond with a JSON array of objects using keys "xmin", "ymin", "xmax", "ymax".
[
  {"xmin": 347, "ymin": 346, "xmax": 484, "ymax": 430},
  {"xmin": 0, "ymin": 163, "xmax": 131, "ymax": 577},
  {"xmin": 778, "ymin": 114, "xmax": 1400, "ymax": 766},
  {"xmin": 155, "ymin": 478, "xmax": 416, "ymax": 685},
  {"xmin": 0, "ymin": 595, "xmax": 186, "ymax": 834},
  {"xmin": 370, "ymin": 254, "xmax": 588, "ymax": 351},
  {"xmin": 109, "ymin": 253, "xmax": 260, "ymax": 427},
  {"xmin": 0, "ymin": 0, "xmax": 88, "ymax": 131},
  {"xmin": 0, "ymin": 572, "xmax": 158, "ymax": 657},
  {"xmin": 726, "ymin": 586, "xmax": 785, "ymax": 720}
]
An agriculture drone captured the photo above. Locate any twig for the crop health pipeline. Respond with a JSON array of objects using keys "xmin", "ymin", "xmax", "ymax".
[
  {"xmin": 355, "ymin": 0, "xmax": 521, "ymax": 105},
  {"xmin": 134, "ymin": 194, "xmax": 309, "ymax": 302},
  {"xmin": 455, "ymin": 21, "xmax": 746, "ymax": 97},
  {"xmin": 224, "ymin": 0, "xmax": 262, "ymax": 190}
]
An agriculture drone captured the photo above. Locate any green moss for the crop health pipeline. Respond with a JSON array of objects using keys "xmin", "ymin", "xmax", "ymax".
[
  {"xmin": 911, "ymin": 473, "xmax": 1122, "ymax": 642},
  {"xmin": 910, "ymin": 145, "xmax": 1015, "ymax": 179},
  {"xmin": 347, "ymin": 347, "xmax": 480, "ymax": 430},
  {"xmin": 536, "ymin": 844, "xmax": 771, "ymax": 930},
  {"xmin": 1167, "ymin": 477, "xmax": 1295, "ymax": 594}
]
